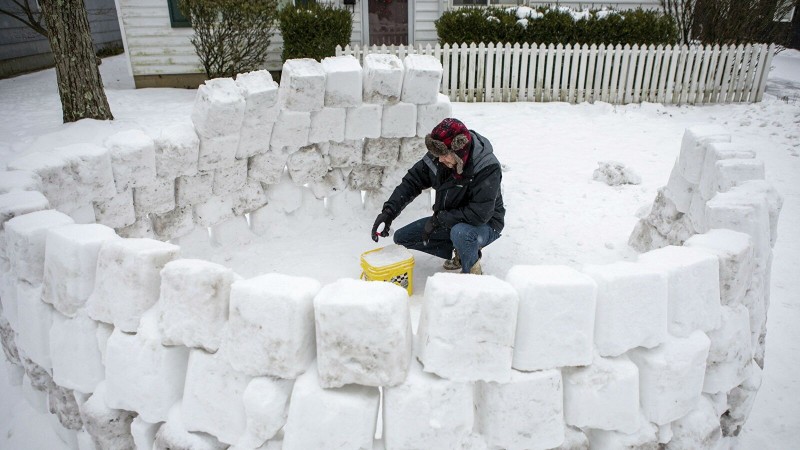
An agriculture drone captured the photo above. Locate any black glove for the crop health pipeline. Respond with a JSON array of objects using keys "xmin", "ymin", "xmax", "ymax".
[
  {"xmin": 422, "ymin": 213, "xmax": 440, "ymax": 244},
  {"xmin": 371, "ymin": 208, "xmax": 394, "ymax": 242}
]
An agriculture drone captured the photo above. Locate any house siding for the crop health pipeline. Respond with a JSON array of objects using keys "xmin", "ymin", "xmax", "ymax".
[{"xmin": 415, "ymin": 0, "xmax": 441, "ymax": 45}]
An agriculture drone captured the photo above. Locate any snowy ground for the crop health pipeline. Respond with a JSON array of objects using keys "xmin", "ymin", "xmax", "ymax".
[{"xmin": 0, "ymin": 51, "xmax": 798, "ymax": 449}]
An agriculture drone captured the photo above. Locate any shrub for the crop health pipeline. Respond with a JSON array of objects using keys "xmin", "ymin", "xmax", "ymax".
[
  {"xmin": 179, "ymin": 0, "xmax": 279, "ymax": 79},
  {"xmin": 278, "ymin": 3, "xmax": 352, "ymax": 62}
]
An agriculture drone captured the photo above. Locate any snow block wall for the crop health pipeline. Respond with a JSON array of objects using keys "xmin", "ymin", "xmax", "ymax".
[{"xmin": 0, "ymin": 54, "xmax": 783, "ymax": 449}]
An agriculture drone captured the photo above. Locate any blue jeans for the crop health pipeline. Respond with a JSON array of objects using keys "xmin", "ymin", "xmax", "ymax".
[{"xmin": 394, "ymin": 218, "xmax": 501, "ymax": 273}]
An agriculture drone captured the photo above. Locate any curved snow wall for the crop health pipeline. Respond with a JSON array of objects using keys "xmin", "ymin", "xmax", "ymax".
[{"xmin": 0, "ymin": 54, "xmax": 783, "ymax": 450}]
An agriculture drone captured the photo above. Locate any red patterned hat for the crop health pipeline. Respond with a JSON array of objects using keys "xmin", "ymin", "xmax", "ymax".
[{"xmin": 425, "ymin": 118, "xmax": 472, "ymax": 174}]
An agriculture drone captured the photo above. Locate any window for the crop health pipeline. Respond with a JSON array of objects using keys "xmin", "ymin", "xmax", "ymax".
[
  {"xmin": 452, "ymin": 0, "xmax": 505, "ymax": 5},
  {"xmin": 168, "ymin": 0, "xmax": 191, "ymax": 28}
]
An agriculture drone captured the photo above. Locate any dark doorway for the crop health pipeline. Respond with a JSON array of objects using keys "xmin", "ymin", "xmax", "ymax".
[{"xmin": 368, "ymin": 0, "xmax": 408, "ymax": 45}]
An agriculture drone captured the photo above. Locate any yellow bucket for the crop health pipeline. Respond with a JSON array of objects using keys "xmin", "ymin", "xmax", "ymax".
[{"xmin": 360, "ymin": 245, "xmax": 415, "ymax": 296}]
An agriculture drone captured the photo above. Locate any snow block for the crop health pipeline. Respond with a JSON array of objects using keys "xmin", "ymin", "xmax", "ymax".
[
  {"xmin": 706, "ymin": 158, "xmax": 765, "ymax": 200},
  {"xmin": 309, "ymin": 168, "xmax": 347, "ymax": 199},
  {"xmin": 309, "ymin": 107, "xmax": 346, "ymax": 143},
  {"xmin": 131, "ymin": 417, "xmax": 161, "ymax": 450},
  {"xmin": 176, "ymin": 171, "xmax": 213, "ymax": 207},
  {"xmin": 314, "ymin": 278, "xmax": 412, "ymax": 388},
  {"xmin": 328, "ymin": 139, "xmax": 364, "ymax": 168},
  {"xmin": 133, "ymin": 176, "xmax": 175, "ymax": 216},
  {"xmin": 61, "ymin": 143, "xmax": 119, "ymax": 201},
  {"xmin": 416, "ymin": 93, "xmax": 452, "ymax": 137},
  {"xmin": 417, "ymin": 273, "xmax": 518, "ymax": 383},
  {"xmin": 563, "ymin": 354, "xmax": 639, "ymax": 433},
  {"xmin": 287, "ymin": 144, "xmax": 328, "ymax": 184},
  {"xmin": 363, "ymin": 53, "xmax": 404, "ymax": 103},
  {"xmin": 664, "ymin": 160, "xmax": 695, "ymax": 213},
  {"xmin": 105, "ymin": 129, "xmax": 158, "ymax": 193},
  {"xmin": 665, "ymin": 396, "xmax": 722, "ymax": 449},
  {"xmin": 89, "ymin": 238, "xmax": 179, "ymax": 332},
  {"xmin": 399, "ymin": 137, "xmax": 427, "ymax": 165},
  {"xmin": 345, "ymin": 103, "xmax": 382, "ymax": 140},
  {"xmin": 0, "ymin": 170, "xmax": 42, "ymax": 194},
  {"xmin": 348, "ymin": 164, "xmax": 384, "ymax": 191},
  {"xmin": 5, "ymin": 209, "xmax": 74, "ymax": 284},
  {"xmin": 279, "ymin": 58, "xmax": 325, "ymax": 112},
  {"xmin": 6, "ymin": 153, "xmax": 73, "ymax": 209},
  {"xmin": 733, "ymin": 180, "xmax": 783, "ymax": 248},
  {"xmin": 153, "ymin": 403, "xmax": 227, "ymax": 450},
  {"xmin": 506, "ymin": 265, "xmax": 596, "ymax": 371},
  {"xmin": 158, "ymin": 259, "xmax": 237, "ymax": 352},
  {"xmin": 721, "ymin": 361, "xmax": 761, "ymax": 437},
  {"xmin": 92, "ymin": 188, "xmax": 136, "ymax": 229},
  {"xmin": 236, "ymin": 70, "xmax": 280, "ymax": 159},
  {"xmin": 703, "ymin": 305, "xmax": 752, "ymax": 394},
  {"xmin": 219, "ymin": 273, "xmax": 320, "ymax": 378},
  {"xmin": 211, "ymin": 215, "xmax": 253, "ymax": 247},
  {"xmin": 270, "ymin": 110, "xmax": 311, "ymax": 149},
  {"xmin": 182, "ymin": 349, "xmax": 253, "ymax": 445},
  {"xmin": 193, "ymin": 195, "xmax": 234, "ymax": 227},
  {"xmin": 115, "ymin": 216, "xmax": 154, "ymax": 239},
  {"xmin": 248, "ymin": 150, "xmax": 288, "ymax": 185},
  {"xmin": 154, "ymin": 122, "xmax": 200, "ymax": 178},
  {"xmin": 687, "ymin": 191, "xmax": 707, "ymax": 235},
  {"xmin": 212, "ymin": 157, "xmax": 248, "ymax": 196},
  {"xmin": 66, "ymin": 202, "xmax": 96, "ymax": 225},
  {"xmin": 706, "ymin": 188, "xmax": 771, "ymax": 260},
  {"xmin": 80, "ymin": 383, "xmax": 136, "ymax": 450},
  {"xmin": 282, "ymin": 365, "xmax": 379, "ymax": 450},
  {"xmin": 50, "ymin": 312, "xmax": 105, "ymax": 394},
  {"xmin": 191, "ymin": 77, "xmax": 246, "ymax": 139},
  {"xmin": 321, "ymin": 55, "xmax": 362, "ymax": 107},
  {"xmin": 582, "ymin": 261, "xmax": 668, "ymax": 357},
  {"xmin": 677, "ymin": 125, "xmax": 730, "ymax": 183},
  {"xmin": 198, "ymin": 134, "xmax": 239, "ymax": 171},
  {"xmin": 105, "ymin": 312, "xmax": 190, "ymax": 424},
  {"xmin": 16, "ymin": 282, "xmax": 54, "ymax": 369},
  {"xmin": 382, "ymin": 359, "xmax": 474, "ymax": 450},
  {"xmin": 152, "ymin": 206, "xmax": 195, "ymax": 241},
  {"xmin": 237, "ymin": 377, "xmax": 294, "ymax": 448},
  {"xmin": 628, "ymin": 330, "xmax": 711, "ymax": 425},
  {"xmin": 0, "ymin": 272, "xmax": 19, "ymax": 329},
  {"xmin": 364, "ymin": 138, "xmax": 401, "ymax": 166},
  {"xmin": 381, "ymin": 103, "xmax": 417, "ymax": 138},
  {"xmin": 585, "ymin": 414, "xmax": 659, "ymax": 450},
  {"xmin": 0, "ymin": 190, "xmax": 50, "ymax": 228},
  {"xmin": 401, "ymin": 54, "xmax": 443, "ymax": 105},
  {"xmin": 231, "ymin": 180, "xmax": 268, "ymax": 216},
  {"xmin": 638, "ymin": 245, "xmax": 722, "ymax": 337},
  {"xmin": 263, "ymin": 175, "xmax": 303, "ymax": 214},
  {"xmin": 684, "ymin": 229, "xmax": 754, "ymax": 306},
  {"xmin": 41, "ymin": 224, "xmax": 118, "ymax": 317},
  {"xmin": 476, "ymin": 369, "xmax": 564, "ymax": 450},
  {"xmin": 698, "ymin": 142, "xmax": 756, "ymax": 200}
]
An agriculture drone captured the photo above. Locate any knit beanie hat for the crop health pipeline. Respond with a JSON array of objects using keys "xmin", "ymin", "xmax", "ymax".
[{"xmin": 425, "ymin": 118, "xmax": 472, "ymax": 174}]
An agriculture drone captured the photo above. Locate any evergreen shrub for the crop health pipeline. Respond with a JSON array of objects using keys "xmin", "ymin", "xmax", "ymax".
[{"xmin": 278, "ymin": 3, "xmax": 353, "ymax": 62}]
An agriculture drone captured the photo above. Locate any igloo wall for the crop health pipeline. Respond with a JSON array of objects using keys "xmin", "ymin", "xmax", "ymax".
[{"xmin": 0, "ymin": 54, "xmax": 783, "ymax": 450}]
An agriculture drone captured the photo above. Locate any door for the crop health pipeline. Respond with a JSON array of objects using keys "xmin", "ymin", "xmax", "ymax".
[{"xmin": 368, "ymin": 0, "xmax": 408, "ymax": 45}]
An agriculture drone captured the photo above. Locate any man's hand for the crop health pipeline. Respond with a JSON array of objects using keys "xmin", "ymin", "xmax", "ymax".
[
  {"xmin": 422, "ymin": 213, "xmax": 440, "ymax": 244},
  {"xmin": 371, "ymin": 208, "xmax": 394, "ymax": 242}
]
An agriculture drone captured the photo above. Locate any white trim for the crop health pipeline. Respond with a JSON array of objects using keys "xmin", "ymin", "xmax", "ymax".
[{"xmin": 113, "ymin": 0, "xmax": 134, "ymax": 78}]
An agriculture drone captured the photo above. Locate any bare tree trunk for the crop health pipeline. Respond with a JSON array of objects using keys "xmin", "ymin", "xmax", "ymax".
[{"xmin": 38, "ymin": 0, "xmax": 113, "ymax": 123}]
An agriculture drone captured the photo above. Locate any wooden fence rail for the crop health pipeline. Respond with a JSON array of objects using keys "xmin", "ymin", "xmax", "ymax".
[{"xmin": 336, "ymin": 42, "xmax": 775, "ymax": 104}]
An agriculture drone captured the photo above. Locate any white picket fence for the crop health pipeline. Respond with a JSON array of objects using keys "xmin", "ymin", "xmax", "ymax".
[{"xmin": 336, "ymin": 42, "xmax": 775, "ymax": 104}]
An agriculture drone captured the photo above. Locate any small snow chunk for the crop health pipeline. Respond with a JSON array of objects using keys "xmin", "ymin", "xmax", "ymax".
[
  {"xmin": 105, "ymin": 129, "xmax": 158, "ymax": 193},
  {"xmin": 592, "ymin": 161, "xmax": 641, "ymax": 186}
]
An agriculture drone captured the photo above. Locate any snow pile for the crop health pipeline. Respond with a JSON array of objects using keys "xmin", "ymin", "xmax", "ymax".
[{"xmin": 592, "ymin": 160, "xmax": 642, "ymax": 186}]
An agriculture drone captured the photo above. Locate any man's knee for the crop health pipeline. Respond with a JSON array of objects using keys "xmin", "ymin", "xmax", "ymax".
[{"xmin": 450, "ymin": 223, "xmax": 475, "ymax": 245}]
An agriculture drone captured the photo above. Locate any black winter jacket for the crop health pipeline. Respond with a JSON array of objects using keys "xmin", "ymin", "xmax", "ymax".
[{"xmin": 383, "ymin": 130, "xmax": 505, "ymax": 233}]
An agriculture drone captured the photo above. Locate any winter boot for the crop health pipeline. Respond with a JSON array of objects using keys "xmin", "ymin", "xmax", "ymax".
[
  {"xmin": 443, "ymin": 250, "xmax": 462, "ymax": 270},
  {"xmin": 468, "ymin": 258, "xmax": 483, "ymax": 275}
]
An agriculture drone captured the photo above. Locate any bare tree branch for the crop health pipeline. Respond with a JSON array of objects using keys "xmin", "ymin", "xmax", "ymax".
[{"xmin": 0, "ymin": 0, "xmax": 47, "ymax": 36}]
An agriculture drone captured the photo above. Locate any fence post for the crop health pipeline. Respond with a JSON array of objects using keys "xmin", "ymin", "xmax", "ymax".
[
  {"xmin": 468, "ymin": 43, "xmax": 478, "ymax": 102},
  {"xmin": 754, "ymin": 44, "xmax": 775, "ymax": 102}
]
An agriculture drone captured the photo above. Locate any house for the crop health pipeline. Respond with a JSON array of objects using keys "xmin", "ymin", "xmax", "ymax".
[{"xmin": 116, "ymin": 0, "xmax": 660, "ymax": 88}]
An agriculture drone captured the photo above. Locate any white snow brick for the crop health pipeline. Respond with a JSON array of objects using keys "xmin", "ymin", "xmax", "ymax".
[
  {"xmin": 399, "ymin": 137, "xmax": 427, "ymax": 165},
  {"xmin": 720, "ymin": 361, "xmax": 761, "ymax": 436},
  {"xmin": 309, "ymin": 168, "xmax": 347, "ymax": 199},
  {"xmin": 582, "ymin": 262, "xmax": 668, "ymax": 357},
  {"xmin": 6, "ymin": 153, "xmax": 74, "ymax": 209},
  {"xmin": 326, "ymin": 189, "xmax": 365, "ymax": 218},
  {"xmin": 382, "ymin": 359, "xmax": 474, "ymax": 450},
  {"xmin": 416, "ymin": 93, "xmax": 452, "ymax": 137},
  {"xmin": 198, "ymin": 134, "xmax": 240, "ymax": 171},
  {"xmin": 665, "ymin": 396, "xmax": 722, "ymax": 449},
  {"xmin": 236, "ymin": 70, "xmax": 280, "ymax": 159},
  {"xmin": 270, "ymin": 110, "xmax": 311, "ymax": 148},
  {"xmin": 0, "ymin": 273, "xmax": 19, "ymax": 330},
  {"xmin": 158, "ymin": 259, "xmax": 237, "ymax": 352},
  {"xmin": 704, "ymin": 158, "xmax": 765, "ymax": 201},
  {"xmin": 562, "ymin": 354, "xmax": 640, "ymax": 433},
  {"xmin": 105, "ymin": 312, "xmax": 190, "ymax": 424},
  {"xmin": 92, "ymin": 188, "xmax": 135, "ymax": 229},
  {"xmin": 677, "ymin": 125, "xmax": 730, "ymax": 183},
  {"xmin": 363, "ymin": 138, "xmax": 401, "ymax": 166},
  {"xmin": 212, "ymin": 158, "xmax": 248, "ymax": 196},
  {"xmin": 287, "ymin": 144, "xmax": 328, "ymax": 184},
  {"xmin": 381, "ymin": 103, "xmax": 417, "ymax": 138},
  {"xmin": 314, "ymin": 278, "xmax": 412, "ymax": 388},
  {"xmin": 684, "ymin": 229, "xmax": 754, "ymax": 306},
  {"xmin": 193, "ymin": 195, "xmax": 234, "ymax": 227},
  {"xmin": 176, "ymin": 171, "xmax": 213, "ymax": 207},
  {"xmin": 705, "ymin": 189, "xmax": 771, "ymax": 261},
  {"xmin": 5, "ymin": 209, "xmax": 74, "ymax": 284},
  {"xmin": 115, "ymin": 216, "xmax": 154, "ymax": 239},
  {"xmin": 49, "ymin": 312, "xmax": 104, "ymax": 394},
  {"xmin": 401, "ymin": 54, "xmax": 443, "ymax": 105},
  {"xmin": 211, "ymin": 215, "xmax": 253, "ymax": 247},
  {"xmin": 687, "ymin": 191, "xmax": 707, "ymax": 234},
  {"xmin": 282, "ymin": 365, "xmax": 379, "ymax": 450},
  {"xmin": 154, "ymin": 122, "xmax": 200, "ymax": 178},
  {"xmin": 131, "ymin": 417, "xmax": 160, "ymax": 450},
  {"xmin": 248, "ymin": 150, "xmax": 288, "ymax": 185},
  {"xmin": 89, "ymin": 238, "xmax": 179, "ymax": 332},
  {"xmin": 133, "ymin": 176, "xmax": 176, "ymax": 216},
  {"xmin": 0, "ymin": 190, "xmax": 49, "ymax": 228},
  {"xmin": 153, "ymin": 403, "xmax": 227, "ymax": 450},
  {"xmin": 41, "ymin": 224, "xmax": 118, "ymax": 317},
  {"xmin": 321, "ymin": 55, "xmax": 362, "ymax": 108},
  {"xmin": 191, "ymin": 77, "xmax": 246, "ymax": 139},
  {"xmin": 506, "ymin": 265, "xmax": 597, "ymax": 371},
  {"xmin": 698, "ymin": 142, "xmax": 756, "ymax": 200},
  {"xmin": 80, "ymin": 383, "xmax": 136, "ymax": 450},
  {"xmin": 475, "ymin": 369, "xmax": 565, "ymax": 450},
  {"xmin": 279, "ymin": 58, "xmax": 325, "ymax": 112},
  {"xmin": 734, "ymin": 180, "xmax": 783, "ymax": 248},
  {"xmin": 363, "ymin": 53, "xmax": 404, "ymax": 103},
  {"xmin": 105, "ymin": 129, "xmax": 158, "ymax": 193},
  {"xmin": 585, "ymin": 414, "xmax": 659, "ymax": 450},
  {"xmin": 16, "ymin": 282, "xmax": 54, "ymax": 369},
  {"xmin": 628, "ymin": 330, "xmax": 711, "ymax": 425},
  {"xmin": 0, "ymin": 170, "xmax": 42, "ymax": 194},
  {"xmin": 231, "ymin": 180, "xmax": 268, "ymax": 216},
  {"xmin": 263, "ymin": 176, "xmax": 303, "ymax": 214},
  {"xmin": 61, "ymin": 143, "xmax": 119, "ymax": 201},
  {"xmin": 345, "ymin": 103, "xmax": 383, "ymax": 140},
  {"xmin": 236, "ymin": 377, "xmax": 294, "ymax": 448},
  {"xmin": 328, "ymin": 139, "xmax": 364, "ymax": 168},
  {"xmin": 66, "ymin": 203, "xmax": 97, "ymax": 224},
  {"xmin": 703, "ymin": 305, "xmax": 752, "ymax": 394},
  {"xmin": 309, "ymin": 107, "xmax": 346, "ymax": 143},
  {"xmin": 664, "ymin": 160, "xmax": 696, "ymax": 213},
  {"xmin": 182, "ymin": 349, "xmax": 253, "ymax": 445},
  {"xmin": 417, "ymin": 273, "xmax": 518, "ymax": 383},
  {"xmin": 152, "ymin": 206, "xmax": 195, "ymax": 241},
  {"xmin": 95, "ymin": 322, "xmax": 113, "ymax": 363},
  {"xmin": 638, "ymin": 245, "xmax": 722, "ymax": 337},
  {"xmin": 220, "ymin": 273, "xmax": 320, "ymax": 378}
]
